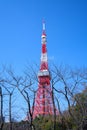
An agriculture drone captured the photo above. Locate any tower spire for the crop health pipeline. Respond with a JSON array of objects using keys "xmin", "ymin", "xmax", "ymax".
[
  {"xmin": 33, "ymin": 22, "xmax": 54, "ymax": 118},
  {"xmin": 43, "ymin": 20, "xmax": 45, "ymax": 31},
  {"xmin": 42, "ymin": 20, "xmax": 46, "ymax": 36}
]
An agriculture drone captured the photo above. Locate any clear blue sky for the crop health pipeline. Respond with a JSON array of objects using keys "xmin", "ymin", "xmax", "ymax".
[{"xmin": 0, "ymin": 0, "xmax": 87, "ymax": 73}]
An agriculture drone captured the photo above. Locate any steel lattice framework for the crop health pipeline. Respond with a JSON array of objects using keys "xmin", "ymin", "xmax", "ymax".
[{"xmin": 33, "ymin": 22, "xmax": 54, "ymax": 118}]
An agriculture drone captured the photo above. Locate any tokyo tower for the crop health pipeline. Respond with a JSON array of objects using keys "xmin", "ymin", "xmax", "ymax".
[{"xmin": 33, "ymin": 22, "xmax": 54, "ymax": 118}]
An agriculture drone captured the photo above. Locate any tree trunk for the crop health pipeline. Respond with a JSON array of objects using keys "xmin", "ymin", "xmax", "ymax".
[
  {"xmin": 0, "ymin": 88, "xmax": 3, "ymax": 130},
  {"xmin": 52, "ymin": 81, "xmax": 56, "ymax": 130},
  {"xmin": 9, "ymin": 94, "xmax": 12, "ymax": 130}
]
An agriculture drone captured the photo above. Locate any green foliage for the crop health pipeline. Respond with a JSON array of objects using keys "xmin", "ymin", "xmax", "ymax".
[{"xmin": 33, "ymin": 115, "xmax": 67, "ymax": 130}]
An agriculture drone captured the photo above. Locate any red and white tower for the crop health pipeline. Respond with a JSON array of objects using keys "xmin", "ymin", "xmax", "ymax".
[{"xmin": 33, "ymin": 22, "xmax": 54, "ymax": 118}]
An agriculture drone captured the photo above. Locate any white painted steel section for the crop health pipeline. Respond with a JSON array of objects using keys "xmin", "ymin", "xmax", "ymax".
[
  {"xmin": 41, "ymin": 37, "xmax": 46, "ymax": 44},
  {"xmin": 38, "ymin": 70, "xmax": 50, "ymax": 76},
  {"xmin": 41, "ymin": 53, "xmax": 47, "ymax": 62},
  {"xmin": 43, "ymin": 22, "xmax": 45, "ymax": 30}
]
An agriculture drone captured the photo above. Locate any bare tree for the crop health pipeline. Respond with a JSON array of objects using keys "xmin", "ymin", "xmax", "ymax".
[
  {"xmin": 16, "ymin": 77, "xmax": 36, "ymax": 130},
  {"xmin": 51, "ymin": 64, "xmax": 87, "ymax": 130},
  {"xmin": 0, "ymin": 67, "xmax": 20, "ymax": 130},
  {"xmin": 0, "ymin": 68, "xmax": 7, "ymax": 130},
  {"xmin": 1, "ymin": 83, "xmax": 16, "ymax": 130},
  {"xmin": 5, "ymin": 68, "xmax": 36, "ymax": 130}
]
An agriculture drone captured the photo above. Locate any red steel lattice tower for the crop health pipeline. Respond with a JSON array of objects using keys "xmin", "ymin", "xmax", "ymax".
[{"xmin": 33, "ymin": 22, "xmax": 54, "ymax": 118}]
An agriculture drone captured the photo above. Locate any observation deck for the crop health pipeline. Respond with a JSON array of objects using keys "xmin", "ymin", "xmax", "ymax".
[{"xmin": 38, "ymin": 70, "xmax": 50, "ymax": 77}]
